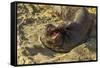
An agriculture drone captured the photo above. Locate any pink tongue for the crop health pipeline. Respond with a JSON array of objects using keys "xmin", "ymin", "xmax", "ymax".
[{"xmin": 53, "ymin": 32, "xmax": 57, "ymax": 36}]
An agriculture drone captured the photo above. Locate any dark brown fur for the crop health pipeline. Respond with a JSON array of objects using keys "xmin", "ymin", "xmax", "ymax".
[{"xmin": 40, "ymin": 7, "xmax": 94, "ymax": 53}]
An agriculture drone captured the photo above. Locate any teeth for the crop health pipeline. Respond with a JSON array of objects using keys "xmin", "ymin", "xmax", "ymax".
[{"xmin": 52, "ymin": 33, "xmax": 59, "ymax": 40}]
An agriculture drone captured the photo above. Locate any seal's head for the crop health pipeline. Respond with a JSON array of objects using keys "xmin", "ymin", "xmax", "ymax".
[
  {"xmin": 44, "ymin": 24, "xmax": 63, "ymax": 45},
  {"xmin": 40, "ymin": 24, "xmax": 67, "ymax": 52}
]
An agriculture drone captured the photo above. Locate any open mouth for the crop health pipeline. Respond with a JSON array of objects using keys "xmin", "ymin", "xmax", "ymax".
[{"xmin": 51, "ymin": 32, "xmax": 59, "ymax": 40}]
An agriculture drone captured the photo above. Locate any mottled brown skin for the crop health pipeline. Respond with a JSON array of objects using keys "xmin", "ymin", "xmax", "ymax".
[{"xmin": 40, "ymin": 8, "xmax": 93, "ymax": 53}]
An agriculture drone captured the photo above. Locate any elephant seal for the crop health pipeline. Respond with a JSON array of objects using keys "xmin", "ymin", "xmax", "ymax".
[{"xmin": 40, "ymin": 8, "xmax": 94, "ymax": 53}]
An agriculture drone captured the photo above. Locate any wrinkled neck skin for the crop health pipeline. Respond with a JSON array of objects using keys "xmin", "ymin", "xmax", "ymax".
[{"xmin": 57, "ymin": 28, "xmax": 82, "ymax": 52}]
